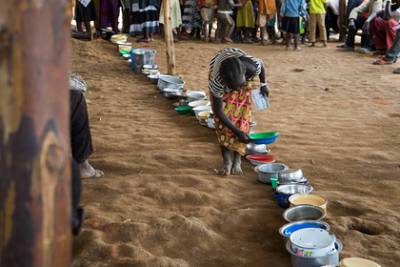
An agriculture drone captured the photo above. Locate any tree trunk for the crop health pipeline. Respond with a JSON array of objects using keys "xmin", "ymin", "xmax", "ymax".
[
  {"xmin": 163, "ymin": 0, "xmax": 176, "ymax": 75},
  {"xmin": 0, "ymin": 1, "xmax": 72, "ymax": 267}
]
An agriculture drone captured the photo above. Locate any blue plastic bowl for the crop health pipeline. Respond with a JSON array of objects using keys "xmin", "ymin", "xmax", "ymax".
[
  {"xmin": 273, "ymin": 192, "xmax": 291, "ymax": 209},
  {"xmin": 252, "ymin": 135, "xmax": 279, "ymax": 145},
  {"xmin": 279, "ymin": 220, "xmax": 331, "ymax": 238}
]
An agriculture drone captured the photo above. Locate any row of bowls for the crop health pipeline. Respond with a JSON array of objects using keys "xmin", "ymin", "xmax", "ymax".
[
  {"xmin": 112, "ymin": 40, "xmax": 381, "ymax": 267},
  {"xmin": 249, "ymin": 158, "xmax": 342, "ymax": 266}
]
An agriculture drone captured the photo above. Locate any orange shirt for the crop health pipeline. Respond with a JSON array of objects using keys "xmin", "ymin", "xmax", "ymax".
[{"xmin": 259, "ymin": 0, "xmax": 277, "ymax": 15}]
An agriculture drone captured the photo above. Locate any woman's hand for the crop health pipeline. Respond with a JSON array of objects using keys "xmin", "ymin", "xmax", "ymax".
[{"xmin": 237, "ymin": 131, "xmax": 251, "ymax": 144}]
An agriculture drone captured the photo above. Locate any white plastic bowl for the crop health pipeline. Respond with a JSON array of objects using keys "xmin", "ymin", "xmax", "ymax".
[{"xmin": 290, "ymin": 228, "xmax": 336, "ymax": 258}]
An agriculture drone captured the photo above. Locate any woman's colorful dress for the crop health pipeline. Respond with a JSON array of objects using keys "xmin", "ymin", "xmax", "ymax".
[{"xmin": 213, "ymin": 83, "xmax": 253, "ymax": 155}]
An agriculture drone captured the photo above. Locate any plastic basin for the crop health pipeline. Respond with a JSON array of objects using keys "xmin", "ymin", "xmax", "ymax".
[
  {"xmin": 175, "ymin": 106, "xmax": 193, "ymax": 115},
  {"xmin": 249, "ymin": 131, "xmax": 280, "ymax": 145},
  {"xmin": 246, "ymin": 154, "xmax": 276, "ymax": 166}
]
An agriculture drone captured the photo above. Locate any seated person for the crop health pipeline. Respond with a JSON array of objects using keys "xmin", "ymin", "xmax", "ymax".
[
  {"xmin": 338, "ymin": 0, "xmax": 383, "ymax": 52},
  {"xmin": 370, "ymin": 0, "xmax": 400, "ymax": 53},
  {"xmin": 70, "ymin": 73, "xmax": 104, "ymax": 178},
  {"xmin": 373, "ymin": 22, "xmax": 400, "ymax": 74},
  {"xmin": 325, "ymin": 0, "xmax": 342, "ymax": 40}
]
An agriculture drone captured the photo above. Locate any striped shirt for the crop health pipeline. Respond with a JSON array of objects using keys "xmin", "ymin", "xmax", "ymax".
[{"xmin": 209, "ymin": 48, "xmax": 262, "ymax": 98}]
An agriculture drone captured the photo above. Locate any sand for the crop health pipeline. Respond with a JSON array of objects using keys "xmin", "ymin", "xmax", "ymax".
[{"xmin": 70, "ymin": 38, "xmax": 400, "ymax": 267}]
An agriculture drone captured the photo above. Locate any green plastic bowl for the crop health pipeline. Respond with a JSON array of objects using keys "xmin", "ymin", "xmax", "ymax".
[
  {"xmin": 175, "ymin": 106, "xmax": 193, "ymax": 115},
  {"xmin": 249, "ymin": 131, "xmax": 280, "ymax": 139}
]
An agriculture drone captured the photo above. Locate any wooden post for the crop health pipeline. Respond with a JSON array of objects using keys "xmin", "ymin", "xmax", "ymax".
[
  {"xmin": 339, "ymin": 0, "xmax": 347, "ymax": 42},
  {"xmin": 0, "ymin": 1, "xmax": 71, "ymax": 267},
  {"xmin": 163, "ymin": 0, "xmax": 176, "ymax": 75}
]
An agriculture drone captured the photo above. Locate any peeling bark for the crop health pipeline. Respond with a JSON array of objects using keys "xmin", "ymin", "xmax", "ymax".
[{"xmin": 0, "ymin": 1, "xmax": 71, "ymax": 266}]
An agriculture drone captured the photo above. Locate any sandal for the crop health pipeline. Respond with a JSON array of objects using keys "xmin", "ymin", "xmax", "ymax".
[
  {"xmin": 137, "ymin": 37, "xmax": 150, "ymax": 43},
  {"xmin": 82, "ymin": 169, "xmax": 104, "ymax": 179},
  {"xmin": 373, "ymin": 58, "xmax": 395, "ymax": 65}
]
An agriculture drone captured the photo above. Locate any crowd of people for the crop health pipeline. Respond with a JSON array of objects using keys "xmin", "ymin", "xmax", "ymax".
[{"xmin": 73, "ymin": 0, "xmax": 399, "ymax": 72}]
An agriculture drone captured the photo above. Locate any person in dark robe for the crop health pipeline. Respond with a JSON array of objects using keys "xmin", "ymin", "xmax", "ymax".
[{"xmin": 70, "ymin": 74, "xmax": 104, "ymax": 179}]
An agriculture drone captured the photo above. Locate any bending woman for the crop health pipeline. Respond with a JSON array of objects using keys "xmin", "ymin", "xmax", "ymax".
[{"xmin": 209, "ymin": 48, "xmax": 270, "ymax": 175}]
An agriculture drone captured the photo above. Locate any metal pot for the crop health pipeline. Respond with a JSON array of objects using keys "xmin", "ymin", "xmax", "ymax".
[
  {"xmin": 276, "ymin": 184, "xmax": 313, "ymax": 195},
  {"xmin": 278, "ymin": 177, "xmax": 309, "ymax": 186},
  {"xmin": 286, "ymin": 239, "xmax": 342, "ymax": 267},
  {"xmin": 278, "ymin": 169, "xmax": 304, "ymax": 183},
  {"xmin": 246, "ymin": 143, "xmax": 270, "ymax": 155},
  {"xmin": 185, "ymin": 90, "xmax": 206, "ymax": 102},
  {"xmin": 283, "ymin": 205, "xmax": 325, "ymax": 222},
  {"xmin": 162, "ymin": 88, "xmax": 182, "ymax": 99},
  {"xmin": 157, "ymin": 75, "xmax": 185, "ymax": 91},
  {"xmin": 254, "ymin": 163, "xmax": 288, "ymax": 184}
]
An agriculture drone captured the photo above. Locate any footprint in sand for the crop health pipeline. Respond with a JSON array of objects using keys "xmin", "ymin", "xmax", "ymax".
[
  {"xmin": 389, "ymin": 113, "xmax": 400, "ymax": 118},
  {"xmin": 328, "ymin": 200, "xmax": 365, "ymax": 217},
  {"xmin": 347, "ymin": 220, "xmax": 383, "ymax": 236}
]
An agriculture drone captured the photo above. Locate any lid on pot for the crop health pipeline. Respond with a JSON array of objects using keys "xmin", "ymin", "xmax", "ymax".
[
  {"xmin": 279, "ymin": 220, "xmax": 330, "ymax": 238},
  {"xmin": 340, "ymin": 257, "xmax": 381, "ymax": 267},
  {"xmin": 290, "ymin": 228, "xmax": 335, "ymax": 249}
]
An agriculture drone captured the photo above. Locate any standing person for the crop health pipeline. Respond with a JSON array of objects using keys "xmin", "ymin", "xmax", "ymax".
[
  {"xmin": 259, "ymin": 0, "xmax": 277, "ymax": 44},
  {"xmin": 209, "ymin": 48, "xmax": 270, "ymax": 175},
  {"xmin": 236, "ymin": 0, "xmax": 256, "ymax": 43},
  {"xmin": 309, "ymin": 0, "xmax": 328, "ymax": 47},
  {"xmin": 197, "ymin": 0, "xmax": 218, "ymax": 41},
  {"xmin": 130, "ymin": 0, "xmax": 161, "ymax": 42},
  {"xmin": 98, "ymin": 0, "xmax": 120, "ymax": 32},
  {"xmin": 121, "ymin": 0, "xmax": 132, "ymax": 33},
  {"xmin": 182, "ymin": 0, "xmax": 203, "ymax": 39},
  {"xmin": 280, "ymin": 0, "xmax": 307, "ymax": 49},
  {"xmin": 159, "ymin": 0, "xmax": 182, "ymax": 40},
  {"xmin": 74, "ymin": 0, "xmax": 97, "ymax": 40},
  {"xmin": 338, "ymin": 0, "xmax": 384, "ymax": 52},
  {"xmin": 215, "ymin": 0, "xmax": 242, "ymax": 42}
]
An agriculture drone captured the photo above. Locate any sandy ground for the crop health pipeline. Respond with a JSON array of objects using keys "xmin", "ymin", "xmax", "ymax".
[{"xmin": 70, "ymin": 37, "xmax": 400, "ymax": 267}]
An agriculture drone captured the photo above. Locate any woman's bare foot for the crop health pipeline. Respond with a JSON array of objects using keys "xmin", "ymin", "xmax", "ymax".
[
  {"xmin": 216, "ymin": 146, "xmax": 233, "ymax": 176},
  {"xmin": 231, "ymin": 152, "xmax": 243, "ymax": 175},
  {"xmin": 79, "ymin": 160, "xmax": 104, "ymax": 179},
  {"xmin": 217, "ymin": 162, "xmax": 233, "ymax": 176}
]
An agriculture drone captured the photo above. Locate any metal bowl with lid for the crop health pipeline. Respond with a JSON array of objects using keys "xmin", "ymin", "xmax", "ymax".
[
  {"xmin": 276, "ymin": 184, "xmax": 313, "ymax": 195},
  {"xmin": 278, "ymin": 169, "xmax": 304, "ymax": 183}
]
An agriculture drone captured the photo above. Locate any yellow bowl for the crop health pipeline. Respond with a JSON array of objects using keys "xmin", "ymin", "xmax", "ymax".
[
  {"xmin": 197, "ymin": 111, "xmax": 210, "ymax": 121},
  {"xmin": 289, "ymin": 194, "xmax": 328, "ymax": 215},
  {"xmin": 340, "ymin": 257, "xmax": 381, "ymax": 267}
]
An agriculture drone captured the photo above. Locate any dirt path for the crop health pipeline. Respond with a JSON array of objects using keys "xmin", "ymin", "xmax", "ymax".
[{"xmin": 71, "ymin": 38, "xmax": 400, "ymax": 267}]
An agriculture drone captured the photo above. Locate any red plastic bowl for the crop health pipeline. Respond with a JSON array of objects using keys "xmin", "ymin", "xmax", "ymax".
[{"xmin": 246, "ymin": 154, "xmax": 276, "ymax": 165}]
